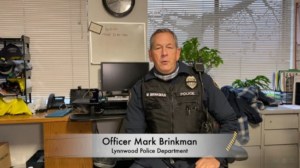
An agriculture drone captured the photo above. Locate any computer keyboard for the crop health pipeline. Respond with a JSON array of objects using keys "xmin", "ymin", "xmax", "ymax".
[
  {"xmin": 107, "ymin": 96, "xmax": 129, "ymax": 101},
  {"xmin": 102, "ymin": 109, "xmax": 127, "ymax": 116},
  {"xmin": 45, "ymin": 108, "xmax": 72, "ymax": 118}
]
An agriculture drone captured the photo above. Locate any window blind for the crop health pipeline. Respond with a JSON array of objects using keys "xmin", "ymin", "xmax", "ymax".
[
  {"xmin": 148, "ymin": 0, "xmax": 295, "ymax": 88},
  {"xmin": 0, "ymin": 0, "xmax": 89, "ymax": 98}
]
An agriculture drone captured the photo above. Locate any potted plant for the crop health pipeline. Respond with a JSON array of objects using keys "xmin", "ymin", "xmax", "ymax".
[
  {"xmin": 179, "ymin": 37, "xmax": 223, "ymax": 71},
  {"xmin": 232, "ymin": 75, "xmax": 271, "ymax": 90}
]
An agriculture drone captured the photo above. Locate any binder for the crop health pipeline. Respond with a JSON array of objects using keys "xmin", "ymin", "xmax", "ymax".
[{"xmin": 275, "ymin": 69, "xmax": 300, "ymax": 92}]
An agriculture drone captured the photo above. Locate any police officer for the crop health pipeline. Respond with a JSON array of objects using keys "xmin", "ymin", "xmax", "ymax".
[{"xmin": 125, "ymin": 28, "xmax": 238, "ymax": 168}]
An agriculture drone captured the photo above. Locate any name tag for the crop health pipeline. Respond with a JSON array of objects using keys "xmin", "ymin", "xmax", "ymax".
[{"xmin": 146, "ymin": 92, "xmax": 167, "ymax": 97}]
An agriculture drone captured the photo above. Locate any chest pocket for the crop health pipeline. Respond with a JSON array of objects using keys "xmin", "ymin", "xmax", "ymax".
[
  {"xmin": 144, "ymin": 97, "xmax": 162, "ymax": 110},
  {"xmin": 143, "ymin": 92, "xmax": 168, "ymax": 110}
]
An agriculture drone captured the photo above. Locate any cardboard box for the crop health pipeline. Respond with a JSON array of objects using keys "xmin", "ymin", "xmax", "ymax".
[{"xmin": 0, "ymin": 142, "xmax": 11, "ymax": 168}]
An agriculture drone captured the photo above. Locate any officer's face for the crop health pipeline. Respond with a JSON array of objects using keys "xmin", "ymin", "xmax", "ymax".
[{"xmin": 149, "ymin": 32, "xmax": 180, "ymax": 75}]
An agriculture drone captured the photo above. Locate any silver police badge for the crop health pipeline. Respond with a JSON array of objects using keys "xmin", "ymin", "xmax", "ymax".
[{"xmin": 186, "ymin": 76, "xmax": 197, "ymax": 89}]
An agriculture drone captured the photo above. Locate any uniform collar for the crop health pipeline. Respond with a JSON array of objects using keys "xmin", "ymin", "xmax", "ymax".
[{"xmin": 144, "ymin": 61, "xmax": 194, "ymax": 81}]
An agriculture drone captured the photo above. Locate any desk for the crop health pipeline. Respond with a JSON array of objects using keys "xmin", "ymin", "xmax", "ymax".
[{"xmin": 0, "ymin": 111, "xmax": 123, "ymax": 168}]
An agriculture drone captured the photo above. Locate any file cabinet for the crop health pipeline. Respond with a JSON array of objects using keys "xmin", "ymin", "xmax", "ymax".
[
  {"xmin": 262, "ymin": 112, "xmax": 299, "ymax": 168},
  {"xmin": 230, "ymin": 106, "xmax": 300, "ymax": 168}
]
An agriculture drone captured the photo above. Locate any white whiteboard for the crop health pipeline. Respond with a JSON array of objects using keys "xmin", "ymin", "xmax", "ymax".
[{"xmin": 89, "ymin": 22, "xmax": 146, "ymax": 64}]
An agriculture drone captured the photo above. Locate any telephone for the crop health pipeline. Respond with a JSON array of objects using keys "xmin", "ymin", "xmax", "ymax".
[{"xmin": 47, "ymin": 93, "xmax": 65, "ymax": 109}]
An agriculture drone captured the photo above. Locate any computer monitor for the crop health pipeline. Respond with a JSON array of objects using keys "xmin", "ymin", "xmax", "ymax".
[{"xmin": 101, "ymin": 62, "xmax": 149, "ymax": 96}]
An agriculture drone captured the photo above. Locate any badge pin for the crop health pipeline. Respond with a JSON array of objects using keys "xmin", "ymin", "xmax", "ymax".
[{"xmin": 186, "ymin": 76, "xmax": 197, "ymax": 89}]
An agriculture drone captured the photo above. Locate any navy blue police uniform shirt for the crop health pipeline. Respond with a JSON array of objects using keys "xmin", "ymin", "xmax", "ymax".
[{"xmin": 125, "ymin": 61, "xmax": 238, "ymax": 134}]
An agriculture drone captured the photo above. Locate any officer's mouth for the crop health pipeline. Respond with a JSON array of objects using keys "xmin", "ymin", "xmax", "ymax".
[{"xmin": 161, "ymin": 61, "xmax": 169, "ymax": 65}]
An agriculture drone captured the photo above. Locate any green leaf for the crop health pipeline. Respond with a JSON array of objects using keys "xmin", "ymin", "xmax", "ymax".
[
  {"xmin": 180, "ymin": 37, "xmax": 223, "ymax": 69},
  {"xmin": 232, "ymin": 75, "xmax": 271, "ymax": 89}
]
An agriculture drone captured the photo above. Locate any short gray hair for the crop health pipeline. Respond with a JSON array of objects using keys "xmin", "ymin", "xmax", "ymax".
[{"xmin": 149, "ymin": 28, "xmax": 178, "ymax": 50}]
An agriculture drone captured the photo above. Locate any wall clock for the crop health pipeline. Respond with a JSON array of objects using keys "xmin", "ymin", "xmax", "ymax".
[{"xmin": 102, "ymin": 0, "xmax": 135, "ymax": 18}]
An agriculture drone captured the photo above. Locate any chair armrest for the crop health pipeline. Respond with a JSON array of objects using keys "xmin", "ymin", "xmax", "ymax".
[{"xmin": 228, "ymin": 145, "xmax": 248, "ymax": 163}]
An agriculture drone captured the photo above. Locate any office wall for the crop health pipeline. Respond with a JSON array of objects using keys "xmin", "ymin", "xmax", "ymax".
[{"xmin": 88, "ymin": 0, "xmax": 148, "ymax": 89}]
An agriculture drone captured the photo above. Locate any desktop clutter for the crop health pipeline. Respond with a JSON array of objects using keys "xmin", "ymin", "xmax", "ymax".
[
  {"xmin": 28, "ymin": 86, "xmax": 129, "ymax": 119},
  {"xmin": 0, "ymin": 85, "xmax": 129, "ymax": 119},
  {"xmin": 68, "ymin": 87, "xmax": 128, "ymax": 120}
]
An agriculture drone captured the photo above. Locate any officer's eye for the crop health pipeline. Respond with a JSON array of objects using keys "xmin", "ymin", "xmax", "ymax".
[
  {"xmin": 154, "ymin": 46, "xmax": 162, "ymax": 50},
  {"xmin": 166, "ymin": 45, "xmax": 174, "ymax": 49}
]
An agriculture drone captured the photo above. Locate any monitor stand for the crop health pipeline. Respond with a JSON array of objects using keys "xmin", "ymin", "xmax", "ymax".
[{"xmin": 69, "ymin": 98, "xmax": 104, "ymax": 121}]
